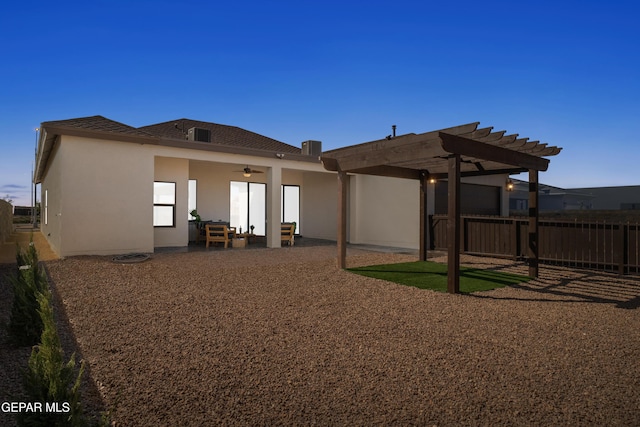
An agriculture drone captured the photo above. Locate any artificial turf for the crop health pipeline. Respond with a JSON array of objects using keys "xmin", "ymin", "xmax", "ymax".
[{"xmin": 348, "ymin": 261, "xmax": 530, "ymax": 293}]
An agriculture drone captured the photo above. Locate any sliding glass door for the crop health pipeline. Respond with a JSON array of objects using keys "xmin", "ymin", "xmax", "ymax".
[
  {"xmin": 230, "ymin": 182, "xmax": 300, "ymax": 236},
  {"xmin": 230, "ymin": 181, "xmax": 266, "ymax": 235}
]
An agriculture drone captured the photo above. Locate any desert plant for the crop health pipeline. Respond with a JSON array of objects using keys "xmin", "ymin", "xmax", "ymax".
[
  {"xmin": 7, "ymin": 242, "xmax": 48, "ymax": 346},
  {"xmin": 18, "ymin": 288, "xmax": 86, "ymax": 427}
]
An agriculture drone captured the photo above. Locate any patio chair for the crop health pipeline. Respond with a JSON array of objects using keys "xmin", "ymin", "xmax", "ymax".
[
  {"xmin": 281, "ymin": 223, "xmax": 295, "ymax": 246},
  {"xmin": 205, "ymin": 224, "xmax": 232, "ymax": 248}
]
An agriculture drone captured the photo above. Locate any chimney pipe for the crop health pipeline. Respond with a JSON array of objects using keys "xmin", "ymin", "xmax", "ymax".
[{"xmin": 392, "ymin": 125, "xmax": 396, "ymax": 138}]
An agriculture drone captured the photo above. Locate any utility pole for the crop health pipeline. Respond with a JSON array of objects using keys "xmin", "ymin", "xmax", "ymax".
[{"xmin": 33, "ymin": 127, "xmax": 39, "ymax": 228}]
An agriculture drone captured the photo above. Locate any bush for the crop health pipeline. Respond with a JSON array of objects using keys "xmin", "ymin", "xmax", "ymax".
[
  {"xmin": 7, "ymin": 239, "xmax": 110, "ymax": 426},
  {"xmin": 7, "ymin": 241, "xmax": 48, "ymax": 346},
  {"xmin": 18, "ymin": 288, "xmax": 86, "ymax": 426}
]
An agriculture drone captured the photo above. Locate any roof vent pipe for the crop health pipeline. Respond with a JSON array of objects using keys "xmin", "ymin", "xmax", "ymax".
[{"xmin": 386, "ymin": 125, "xmax": 397, "ymax": 140}]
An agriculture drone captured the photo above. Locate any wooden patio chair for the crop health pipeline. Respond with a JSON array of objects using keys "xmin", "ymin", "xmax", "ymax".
[
  {"xmin": 281, "ymin": 223, "xmax": 295, "ymax": 246},
  {"xmin": 205, "ymin": 224, "xmax": 231, "ymax": 248}
]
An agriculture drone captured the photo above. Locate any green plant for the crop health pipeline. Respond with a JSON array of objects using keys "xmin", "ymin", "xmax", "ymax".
[
  {"xmin": 349, "ymin": 261, "xmax": 530, "ymax": 293},
  {"xmin": 189, "ymin": 209, "xmax": 201, "ymax": 222},
  {"xmin": 19, "ymin": 288, "xmax": 86, "ymax": 426},
  {"xmin": 7, "ymin": 241, "xmax": 48, "ymax": 346}
]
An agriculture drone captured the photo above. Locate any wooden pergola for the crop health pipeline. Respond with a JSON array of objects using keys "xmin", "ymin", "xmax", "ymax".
[{"xmin": 321, "ymin": 122, "xmax": 562, "ymax": 293}]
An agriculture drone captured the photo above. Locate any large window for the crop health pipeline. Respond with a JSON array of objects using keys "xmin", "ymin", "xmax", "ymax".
[
  {"xmin": 282, "ymin": 185, "xmax": 300, "ymax": 234},
  {"xmin": 230, "ymin": 182, "xmax": 266, "ymax": 235},
  {"xmin": 230, "ymin": 182, "xmax": 301, "ymax": 235},
  {"xmin": 153, "ymin": 182, "xmax": 176, "ymax": 227}
]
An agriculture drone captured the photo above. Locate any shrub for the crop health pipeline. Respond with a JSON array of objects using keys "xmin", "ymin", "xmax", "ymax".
[
  {"xmin": 18, "ymin": 288, "xmax": 86, "ymax": 427},
  {"xmin": 7, "ymin": 241, "xmax": 48, "ymax": 346}
]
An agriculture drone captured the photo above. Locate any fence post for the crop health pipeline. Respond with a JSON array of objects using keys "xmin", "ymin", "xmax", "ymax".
[
  {"xmin": 511, "ymin": 218, "xmax": 518, "ymax": 260},
  {"xmin": 528, "ymin": 170, "xmax": 539, "ymax": 278},
  {"xmin": 619, "ymin": 223, "xmax": 628, "ymax": 275}
]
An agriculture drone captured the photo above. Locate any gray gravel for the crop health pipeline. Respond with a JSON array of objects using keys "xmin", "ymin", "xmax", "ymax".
[{"xmin": 21, "ymin": 247, "xmax": 640, "ymax": 425}]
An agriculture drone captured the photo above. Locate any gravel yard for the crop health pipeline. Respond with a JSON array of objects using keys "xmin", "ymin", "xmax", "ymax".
[{"xmin": 5, "ymin": 245, "xmax": 640, "ymax": 425}]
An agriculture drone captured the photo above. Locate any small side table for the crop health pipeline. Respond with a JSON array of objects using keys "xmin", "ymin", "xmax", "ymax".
[{"xmin": 232, "ymin": 237, "xmax": 247, "ymax": 248}]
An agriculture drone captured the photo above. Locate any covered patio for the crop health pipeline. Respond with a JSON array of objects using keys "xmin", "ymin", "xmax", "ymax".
[{"xmin": 321, "ymin": 122, "xmax": 562, "ymax": 293}]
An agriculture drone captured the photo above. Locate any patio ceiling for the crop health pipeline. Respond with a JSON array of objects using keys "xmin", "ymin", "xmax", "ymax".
[{"xmin": 320, "ymin": 122, "xmax": 562, "ymax": 179}]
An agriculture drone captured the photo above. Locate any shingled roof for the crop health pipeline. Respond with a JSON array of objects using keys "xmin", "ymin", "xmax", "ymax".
[
  {"xmin": 41, "ymin": 115, "xmax": 156, "ymax": 138},
  {"xmin": 36, "ymin": 115, "xmax": 314, "ymax": 184},
  {"xmin": 40, "ymin": 116, "xmax": 301, "ymax": 153},
  {"xmin": 139, "ymin": 119, "xmax": 300, "ymax": 153}
]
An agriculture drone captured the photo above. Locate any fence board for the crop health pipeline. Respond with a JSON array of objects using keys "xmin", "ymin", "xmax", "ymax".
[{"xmin": 430, "ymin": 215, "xmax": 640, "ymax": 275}]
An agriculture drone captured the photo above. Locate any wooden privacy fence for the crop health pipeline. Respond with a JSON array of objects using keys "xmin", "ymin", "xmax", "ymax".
[{"xmin": 430, "ymin": 215, "xmax": 640, "ymax": 275}]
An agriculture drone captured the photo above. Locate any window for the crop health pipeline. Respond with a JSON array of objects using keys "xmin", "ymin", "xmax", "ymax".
[
  {"xmin": 230, "ymin": 182, "xmax": 301, "ymax": 235},
  {"xmin": 153, "ymin": 182, "xmax": 176, "ymax": 227},
  {"xmin": 230, "ymin": 181, "xmax": 266, "ymax": 235},
  {"xmin": 44, "ymin": 189, "xmax": 48, "ymax": 226},
  {"xmin": 188, "ymin": 179, "xmax": 197, "ymax": 220},
  {"xmin": 282, "ymin": 185, "xmax": 300, "ymax": 234}
]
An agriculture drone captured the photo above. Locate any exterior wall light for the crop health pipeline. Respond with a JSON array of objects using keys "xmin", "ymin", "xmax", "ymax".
[{"xmin": 506, "ymin": 179, "xmax": 514, "ymax": 191}]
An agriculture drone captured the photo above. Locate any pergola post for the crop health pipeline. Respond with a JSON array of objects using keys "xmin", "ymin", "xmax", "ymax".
[
  {"xmin": 337, "ymin": 170, "xmax": 348, "ymax": 269},
  {"xmin": 528, "ymin": 169, "xmax": 539, "ymax": 278},
  {"xmin": 419, "ymin": 173, "xmax": 429, "ymax": 261},
  {"xmin": 447, "ymin": 155, "xmax": 461, "ymax": 293}
]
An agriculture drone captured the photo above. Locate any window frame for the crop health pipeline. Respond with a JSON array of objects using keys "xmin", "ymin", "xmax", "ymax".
[{"xmin": 153, "ymin": 181, "xmax": 176, "ymax": 228}]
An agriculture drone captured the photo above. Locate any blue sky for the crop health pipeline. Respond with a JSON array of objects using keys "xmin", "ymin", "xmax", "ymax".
[{"xmin": 1, "ymin": 0, "xmax": 638, "ymax": 206}]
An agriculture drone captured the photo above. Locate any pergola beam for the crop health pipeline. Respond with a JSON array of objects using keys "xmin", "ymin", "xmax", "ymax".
[{"xmin": 439, "ymin": 132, "xmax": 550, "ymax": 172}]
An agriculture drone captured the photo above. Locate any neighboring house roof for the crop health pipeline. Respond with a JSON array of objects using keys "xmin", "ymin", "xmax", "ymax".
[
  {"xmin": 140, "ymin": 119, "xmax": 300, "ymax": 153},
  {"xmin": 35, "ymin": 115, "xmax": 316, "ymax": 184},
  {"xmin": 509, "ymin": 179, "xmax": 594, "ymax": 197}
]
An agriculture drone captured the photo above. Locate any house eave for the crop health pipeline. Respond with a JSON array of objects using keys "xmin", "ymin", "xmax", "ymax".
[{"xmin": 34, "ymin": 125, "xmax": 320, "ymax": 183}]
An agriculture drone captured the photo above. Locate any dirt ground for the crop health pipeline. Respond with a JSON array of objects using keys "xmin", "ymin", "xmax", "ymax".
[{"xmin": 1, "ymin": 234, "xmax": 639, "ymax": 425}]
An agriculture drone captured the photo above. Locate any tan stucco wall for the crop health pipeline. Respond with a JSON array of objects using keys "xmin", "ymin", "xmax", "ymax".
[
  {"xmin": 39, "ymin": 134, "xmax": 333, "ymax": 256},
  {"xmin": 348, "ymin": 173, "xmax": 510, "ymax": 249},
  {"xmin": 301, "ymin": 172, "xmax": 338, "ymax": 240},
  {"xmin": 349, "ymin": 175, "xmax": 420, "ymax": 248},
  {"xmin": 41, "ymin": 136, "xmax": 154, "ymax": 257},
  {"xmin": 39, "ymin": 140, "xmax": 64, "ymax": 255},
  {"xmin": 154, "ymin": 157, "xmax": 189, "ymax": 248},
  {"xmin": 187, "ymin": 161, "xmax": 333, "ymax": 240},
  {"xmin": 38, "ymin": 129, "xmax": 515, "ymax": 256}
]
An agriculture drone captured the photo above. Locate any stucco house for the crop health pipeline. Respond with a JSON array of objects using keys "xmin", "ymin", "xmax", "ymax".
[
  {"xmin": 34, "ymin": 116, "xmax": 516, "ymax": 257},
  {"xmin": 508, "ymin": 179, "xmax": 596, "ymax": 211}
]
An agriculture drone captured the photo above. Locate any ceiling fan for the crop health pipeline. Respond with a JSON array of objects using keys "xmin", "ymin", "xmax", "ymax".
[{"xmin": 234, "ymin": 166, "xmax": 264, "ymax": 177}]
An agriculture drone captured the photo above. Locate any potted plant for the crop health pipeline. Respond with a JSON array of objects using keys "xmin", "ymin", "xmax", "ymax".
[{"xmin": 190, "ymin": 209, "xmax": 201, "ymax": 227}]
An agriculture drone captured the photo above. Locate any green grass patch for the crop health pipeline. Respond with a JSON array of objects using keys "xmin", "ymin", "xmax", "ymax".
[{"xmin": 348, "ymin": 261, "xmax": 530, "ymax": 293}]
